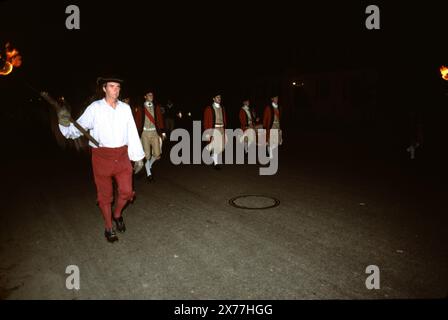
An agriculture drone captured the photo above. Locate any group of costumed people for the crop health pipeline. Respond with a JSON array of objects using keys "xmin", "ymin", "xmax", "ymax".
[{"xmin": 51, "ymin": 76, "xmax": 283, "ymax": 242}]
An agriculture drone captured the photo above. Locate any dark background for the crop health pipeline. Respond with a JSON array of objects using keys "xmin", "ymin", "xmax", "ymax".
[
  {"xmin": 1, "ymin": 1, "xmax": 447, "ymax": 302},
  {"xmin": 0, "ymin": 0, "xmax": 447, "ymax": 163}
]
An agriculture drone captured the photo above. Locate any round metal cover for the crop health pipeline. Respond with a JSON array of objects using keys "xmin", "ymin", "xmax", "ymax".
[{"xmin": 229, "ymin": 194, "xmax": 280, "ymax": 210}]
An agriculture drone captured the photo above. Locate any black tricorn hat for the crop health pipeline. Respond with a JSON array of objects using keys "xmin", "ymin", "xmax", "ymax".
[{"xmin": 96, "ymin": 76, "xmax": 124, "ymax": 86}]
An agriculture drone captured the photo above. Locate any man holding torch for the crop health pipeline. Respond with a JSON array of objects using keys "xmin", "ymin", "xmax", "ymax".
[{"xmin": 52, "ymin": 76, "xmax": 145, "ymax": 243}]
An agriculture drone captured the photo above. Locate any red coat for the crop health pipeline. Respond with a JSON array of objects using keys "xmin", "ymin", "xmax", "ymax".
[
  {"xmin": 203, "ymin": 105, "xmax": 227, "ymax": 131},
  {"xmin": 137, "ymin": 103, "xmax": 165, "ymax": 135},
  {"xmin": 263, "ymin": 105, "xmax": 281, "ymax": 139},
  {"xmin": 132, "ymin": 106, "xmax": 142, "ymax": 130},
  {"xmin": 239, "ymin": 108, "xmax": 253, "ymax": 131}
]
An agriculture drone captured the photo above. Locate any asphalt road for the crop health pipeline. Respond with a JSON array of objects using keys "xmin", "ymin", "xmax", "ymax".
[{"xmin": 1, "ymin": 128, "xmax": 447, "ymax": 299}]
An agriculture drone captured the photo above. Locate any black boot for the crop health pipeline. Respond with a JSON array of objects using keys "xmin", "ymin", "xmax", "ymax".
[
  {"xmin": 104, "ymin": 229, "xmax": 119, "ymax": 242},
  {"xmin": 113, "ymin": 216, "xmax": 126, "ymax": 233}
]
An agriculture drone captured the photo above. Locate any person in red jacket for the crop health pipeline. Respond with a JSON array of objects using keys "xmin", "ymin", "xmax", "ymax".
[
  {"xmin": 139, "ymin": 91, "xmax": 165, "ymax": 181},
  {"xmin": 263, "ymin": 95, "xmax": 282, "ymax": 158},
  {"xmin": 127, "ymin": 97, "xmax": 143, "ymax": 130},
  {"xmin": 203, "ymin": 93, "xmax": 227, "ymax": 169},
  {"xmin": 239, "ymin": 98, "xmax": 256, "ymax": 153}
]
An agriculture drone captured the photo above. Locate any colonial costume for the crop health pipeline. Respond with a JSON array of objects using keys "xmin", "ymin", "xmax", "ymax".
[
  {"xmin": 138, "ymin": 92, "xmax": 165, "ymax": 181},
  {"xmin": 58, "ymin": 77, "xmax": 145, "ymax": 242},
  {"xmin": 239, "ymin": 99, "xmax": 257, "ymax": 153},
  {"xmin": 263, "ymin": 96, "xmax": 283, "ymax": 158},
  {"xmin": 203, "ymin": 94, "xmax": 227, "ymax": 169}
]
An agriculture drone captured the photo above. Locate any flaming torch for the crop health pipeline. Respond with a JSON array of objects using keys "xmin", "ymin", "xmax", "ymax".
[
  {"xmin": 440, "ymin": 65, "xmax": 448, "ymax": 81},
  {"xmin": 0, "ymin": 42, "xmax": 22, "ymax": 76},
  {"xmin": 1, "ymin": 42, "xmax": 99, "ymax": 147}
]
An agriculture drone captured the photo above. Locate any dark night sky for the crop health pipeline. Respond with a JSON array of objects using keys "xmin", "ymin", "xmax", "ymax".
[{"xmin": 1, "ymin": 1, "xmax": 448, "ymax": 120}]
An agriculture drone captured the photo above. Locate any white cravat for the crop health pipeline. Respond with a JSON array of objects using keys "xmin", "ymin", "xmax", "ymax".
[
  {"xmin": 243, "ymin": 106, "xmax": 252, "ymax": 122},
  {"xmin": 272, "ymin": 102, "xmax": 278, "ymax": 109},
  {"xmin": 59, "ymin": 98, "xmax": 145, "ymax": 161},
  {"xmin": 213, "ymin": 102, "xmax": 221, "ymax": 109}
]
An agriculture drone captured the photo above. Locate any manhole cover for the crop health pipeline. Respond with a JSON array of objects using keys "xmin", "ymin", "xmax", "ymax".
[{"xmin": 229, "ymin": 195, "xmax": 280, "ymax": 210}]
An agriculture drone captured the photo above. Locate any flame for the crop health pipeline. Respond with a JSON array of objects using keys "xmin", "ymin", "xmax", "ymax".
[
  {"xmin": 0, "ymin": 42, "xmax": 22, "ymax": 76},
  {"xmin": 440, "ymin": 65, "xmax": 448, "ymax": 81},
  {"xmin": 0, "ymin": 61, "xmax": 13, "ymax": 75}
]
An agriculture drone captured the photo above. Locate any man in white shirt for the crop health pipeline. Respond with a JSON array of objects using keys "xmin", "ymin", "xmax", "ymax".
[{"xmin": 57, "ymin": 76, "xmax": 145, "ymax": 242}]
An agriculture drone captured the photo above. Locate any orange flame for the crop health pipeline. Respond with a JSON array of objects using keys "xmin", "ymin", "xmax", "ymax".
[
  {"xmin": 440, "ymin": 65, "xmax": 448, "ymax": 81},
  {"xmin": 0, "ymin": 62, "xmax": 13, "ymax": 75},
  {"xmin": 0, "ymin": 42, "xmax": 22, "ymax": 76}
]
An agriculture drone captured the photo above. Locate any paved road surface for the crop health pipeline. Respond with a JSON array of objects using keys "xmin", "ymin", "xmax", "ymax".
[{"xmin": 1, "ymin": 129, "xmax": 447, "ymax": 299}]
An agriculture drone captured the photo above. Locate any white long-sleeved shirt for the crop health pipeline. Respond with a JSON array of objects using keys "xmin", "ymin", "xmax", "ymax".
[{"xmin": 59, "ymin": 98, "xmax": 145, "ymax": 161}]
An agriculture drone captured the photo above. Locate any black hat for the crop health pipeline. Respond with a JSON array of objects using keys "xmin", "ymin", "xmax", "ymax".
[{"xmin": 97, "ymin": 76, "xmax": 124, "ymax": 86}]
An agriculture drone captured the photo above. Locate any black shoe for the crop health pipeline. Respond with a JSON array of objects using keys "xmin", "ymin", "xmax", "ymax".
[
  {"xmin": 104, "ymin": 229, "xmax": 119, "ymax": 243},
  {"xmin": 146, "ymin": 174, "xmax": 154, "ymax": 182},
  {"xmin": 113, "ymin": 216, "xmax": 126, "ymax": 233},
  {"xmin": 213, "ymin": 164, "xmax": 221, "ymax": 170}
]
